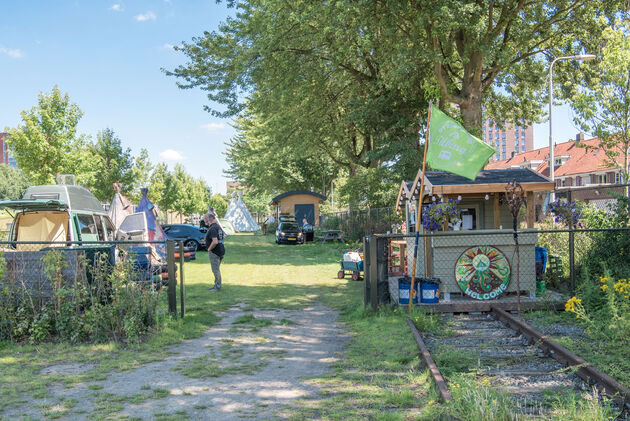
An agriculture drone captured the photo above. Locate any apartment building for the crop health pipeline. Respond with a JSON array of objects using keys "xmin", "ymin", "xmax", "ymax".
[{"xmin": 482, "ymin": 119, "xmax": 534, "ymax": 161}]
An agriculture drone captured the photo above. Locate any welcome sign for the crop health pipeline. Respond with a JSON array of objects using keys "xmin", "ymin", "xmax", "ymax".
[{"xmin": 454, "ymin": 246, "xmax": 511, "ymax": 300}]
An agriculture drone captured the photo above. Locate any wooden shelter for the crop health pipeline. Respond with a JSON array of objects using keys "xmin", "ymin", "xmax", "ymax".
[
  {"xmin": 270, "ymin": 190, "xmax": 327, "ymax": 226},
  {"xmin": 408, "ymin": 169, "xmax": 554, "ymax": 229}
]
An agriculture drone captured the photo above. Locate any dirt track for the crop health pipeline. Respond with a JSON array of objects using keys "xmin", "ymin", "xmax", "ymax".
[{"xmin": 4, "ymin": 303, "xmax": 346, "ymax": 420}]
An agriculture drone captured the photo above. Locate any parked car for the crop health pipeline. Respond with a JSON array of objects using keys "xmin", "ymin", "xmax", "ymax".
[
  {"xmin": 275, "ymin": 222, "xmax": 304, "ymax": 244},
  {"xmin": 162, "ymin": 224, "xmax": 208, "ymax": 250}
]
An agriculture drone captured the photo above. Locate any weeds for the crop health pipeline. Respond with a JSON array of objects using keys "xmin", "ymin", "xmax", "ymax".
[{"xmin": 0, "ymin": 249, "xmax": 164, "ymax": 343}]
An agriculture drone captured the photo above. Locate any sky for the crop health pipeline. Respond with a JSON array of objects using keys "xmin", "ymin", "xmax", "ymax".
[{"xmin": 1, "ymin": 1, "xmax": 587, "ymax": 196}]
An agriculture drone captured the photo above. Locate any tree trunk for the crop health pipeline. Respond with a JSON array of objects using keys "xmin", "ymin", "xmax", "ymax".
[{"xmin": 459, "ymin": 87, "xmax": 483, "ymax": 136}]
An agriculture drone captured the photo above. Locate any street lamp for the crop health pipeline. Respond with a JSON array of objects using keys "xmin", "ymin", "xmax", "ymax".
[{"xmin": 549, "ymin": 54, "xmax": 596, "ymax": 200}]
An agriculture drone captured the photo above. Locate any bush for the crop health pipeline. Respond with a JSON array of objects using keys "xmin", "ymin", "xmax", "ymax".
[
  {"xmin": 0, "ymin": 249, "xmax": 164, "ymax": 344},
  {"xmin": 565, "ymin": 271, "xmax": 630, "ymax": 341}
]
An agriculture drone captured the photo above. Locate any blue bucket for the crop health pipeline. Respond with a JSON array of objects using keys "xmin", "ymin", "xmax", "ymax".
[
  {"xmin": 398, "ymin": 277, "xmax": 420, "ymax": 304},
  {"xmin": 420, "ymin": 277, "xmax": 440, "ymax": 303}
]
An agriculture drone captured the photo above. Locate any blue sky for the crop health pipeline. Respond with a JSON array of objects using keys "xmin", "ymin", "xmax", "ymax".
[{"xmin": 1, "ymin": 1, "xmax": 586, "ymax": 195}]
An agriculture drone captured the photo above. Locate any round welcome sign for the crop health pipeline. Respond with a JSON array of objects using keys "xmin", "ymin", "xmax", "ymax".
[{"xmin": 454, "ymin": 246, "xmax": 511, "ymax": 300}]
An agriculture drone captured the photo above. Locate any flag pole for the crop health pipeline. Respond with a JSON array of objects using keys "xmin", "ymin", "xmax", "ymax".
[{"xmin": 409, "ymin": 102, "xmax": 433, "ymax": 311}]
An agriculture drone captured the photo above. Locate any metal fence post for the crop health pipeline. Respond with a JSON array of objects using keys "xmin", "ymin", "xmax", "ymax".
[
  {"xmin": 363, "ymin": 236, "xmax": 369, "ymax": 307},
  {"xmin": 166, "ymin": 240, "xmax": 177, "ymax": 315},
  {"xmin": 568, "ymin": 190, "xmax": 575, "ymax": 293}
]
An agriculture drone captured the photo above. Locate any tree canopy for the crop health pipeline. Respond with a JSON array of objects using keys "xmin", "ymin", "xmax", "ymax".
[
  {"xmin": 7, "ymin": 86, "xmax": 87, "ymax": 184},
  {"xmin": 571, "ymin": 21, "xmax": 630, "ymax": 186},
  {"xmin": 167, "ymin": 0, "xmax": 622, "ymax": 208}
]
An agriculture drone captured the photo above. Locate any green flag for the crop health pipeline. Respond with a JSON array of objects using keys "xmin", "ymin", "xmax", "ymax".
[{"xmin": 426, "ymin": 105, "xmax": 496, "ymax": 180}]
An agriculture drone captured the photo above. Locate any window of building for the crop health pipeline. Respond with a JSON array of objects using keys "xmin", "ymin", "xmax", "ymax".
[
  {"xmin": 521, "ymin": 131, "xmax": 526, "ymax": 137},
  {"xmin": 521, "ymin": 146, "xmax": 526, "ymax": 152},
  {"xmin": 502, "ymin": 132, "xmax": 506, "ymax": 139},
  {"xmin": 488, "ymin": 132, "xmax": 492, "ymax": 139},
  {"xmin": 615, "ymin": 172, "xmax": 623, "ymax": 184}
]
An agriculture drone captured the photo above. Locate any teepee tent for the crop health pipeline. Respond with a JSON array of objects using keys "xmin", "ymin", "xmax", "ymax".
[
  {"xmin": 108, "ymin": 183, "xmax": 134, "ymax": 231},
  {"xmin": 224, "ymin": 192, "xmax": 260, "ymax": 232}
]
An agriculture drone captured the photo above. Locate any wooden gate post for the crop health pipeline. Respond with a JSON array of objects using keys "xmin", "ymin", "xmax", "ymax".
[
  {"xmin": 179, "ymin": 240, "xmax": 185, "ymax": 318},
  {"xmin": 166, "ymin": 240, "xmax": 177, "ymax": 315}
]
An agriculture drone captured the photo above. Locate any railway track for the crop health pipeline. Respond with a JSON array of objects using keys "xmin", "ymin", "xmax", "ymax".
[{"xmin": 408, "ymin": 308, "xmax": 630, "ymax": 419}]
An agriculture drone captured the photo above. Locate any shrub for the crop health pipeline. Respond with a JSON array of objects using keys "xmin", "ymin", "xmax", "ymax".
[{"xmin": 0, "ymin": 249, "xmax": 164, "ymax": 344}]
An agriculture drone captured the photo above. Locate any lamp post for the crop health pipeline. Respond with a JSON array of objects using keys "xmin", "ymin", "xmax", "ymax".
[{"xmin": 549, "ymin": 54, "xmax": 596, "ymax": 200}]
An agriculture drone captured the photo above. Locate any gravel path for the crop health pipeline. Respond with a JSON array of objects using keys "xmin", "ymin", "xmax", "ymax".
[{"xmin": 4, "ymin": 302, "xmax": 347, "ymax": 420}]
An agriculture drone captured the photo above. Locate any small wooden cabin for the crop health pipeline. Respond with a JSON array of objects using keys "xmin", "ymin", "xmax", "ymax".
[
  {"xmin": 402, "ymin": 169, "xmax": 554, "ymax": 300},
  {"xmin": 270, "ymin": 190, "xmax": 327, "ymax": 226}
]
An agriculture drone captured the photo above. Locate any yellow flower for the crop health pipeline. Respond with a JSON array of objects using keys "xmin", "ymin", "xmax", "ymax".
[
  {"xmin": 600, "ymin": 276, "xmax": 609, "ymax": 283},
  {"xmin": 601, "ymin": 284, "xmax": 608, "ymax": 292}
]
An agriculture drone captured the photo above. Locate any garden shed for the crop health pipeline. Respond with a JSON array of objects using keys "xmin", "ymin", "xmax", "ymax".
[{"xmin": 270, "ymin": 190, "xmax": 327, "ymax": 226}]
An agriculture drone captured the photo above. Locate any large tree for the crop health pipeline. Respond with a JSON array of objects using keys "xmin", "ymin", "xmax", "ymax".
[
  {"xmin": 571, "ymin": 21, "xmax": 630, "ymax": 192},
  {"xmin": 84, "ymin": 128, "xmax": 134, "ymax": 202},
  {"xmin": 6, "ymin": 86, "xmax": 88, "ymax": 184}
]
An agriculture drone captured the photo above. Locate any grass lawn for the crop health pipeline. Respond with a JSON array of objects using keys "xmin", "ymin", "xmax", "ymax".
[
  {"xmin": 0, "ymin": 234, "xmax": 444, "ymax": 420},
  {"xmin": 4, "ymin": 234, "xmax": 622, "ymax": 420}
]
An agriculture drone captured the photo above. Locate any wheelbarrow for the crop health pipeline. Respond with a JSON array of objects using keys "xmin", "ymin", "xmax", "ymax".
[{"xmin": 337, "ymin": 259, "xmax": 364, "ymax": 281}]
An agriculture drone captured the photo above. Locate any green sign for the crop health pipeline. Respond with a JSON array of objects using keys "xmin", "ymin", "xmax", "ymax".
[
  {"xmin": 427, "ymin": 105, "xmax": 496, "ymax": 180},
  {"xmin": 455, "ymin": 246, "xmax": 511, "ymax": 300}
]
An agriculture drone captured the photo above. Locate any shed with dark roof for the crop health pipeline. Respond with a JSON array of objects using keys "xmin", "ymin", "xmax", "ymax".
[
  {"xmin": 270, "ymin": 190, "xmax": 327, "ymax": 226},
  {"xmin": 407, "ymin": 169, "xmax": 554, "ymax": 229}
]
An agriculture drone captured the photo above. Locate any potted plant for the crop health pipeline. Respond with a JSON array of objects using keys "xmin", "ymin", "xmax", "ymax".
[{"xmin": 421, "ymin": 198, "xmax": 460, "ymax": 232}]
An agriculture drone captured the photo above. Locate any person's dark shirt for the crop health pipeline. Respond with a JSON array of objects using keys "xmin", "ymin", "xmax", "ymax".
[{"xmin": 205, "ymin": 222, "xmax": 225, "ymax": 257}]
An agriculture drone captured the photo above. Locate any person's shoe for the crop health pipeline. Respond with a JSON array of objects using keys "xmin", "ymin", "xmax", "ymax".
[{"xmin": 208, "ymin": 286, "xmax": 220, "ymax": 292}]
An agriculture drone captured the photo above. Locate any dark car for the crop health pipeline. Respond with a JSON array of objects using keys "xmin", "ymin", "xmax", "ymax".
[
  {"xmin": 162, "ymin": 224, "xmax": 208, "ymax": 250},
  {"xmin": 275, "ymin": 222, "xmax": 304, "ymax": 244}
]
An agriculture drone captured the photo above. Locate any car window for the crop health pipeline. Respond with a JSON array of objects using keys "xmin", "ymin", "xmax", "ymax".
[
  {"xmin": 76, "ymin": 214, "xmax": 98, "ymax": 241},
  {"xmin": 167, "ymin": 226, "xmax": 181, "ymax": 235},
  {"xmin": 281, "ymin": 222, "xmax": 299, "ymax": 231},
  {"xmin": 93, "ymin": 215, "xmax": 106, "ymax": 241}
]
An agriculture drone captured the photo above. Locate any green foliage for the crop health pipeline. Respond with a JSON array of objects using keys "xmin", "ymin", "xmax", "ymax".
[
  {"xmin": 571, "ymin": 21, "xmax": 630, "ymax": 185},
  {"xmin": 130, "ymin": 148, "xmax": 154, "ymax": 204},
  {"xmin": 208, "ymin": 194, "xmax": 228, "ymax": 217},
  {"xmin": 6, "ymin": 86, "xmax": 88, "ymax": 184},
  {"xmin": 82, "ymin": 129, "xmax": 134, "ymax": 202},
  {"xmin": 240, "ymin": 191, "xmax": 272, "ymax": 218},
  {"xmin": 0, "ymin": 165, "xmax": 31, "ymax": 200},
  {"xmin": 0, "ymin": 250, "xmax": 164, "ymax": 343}
]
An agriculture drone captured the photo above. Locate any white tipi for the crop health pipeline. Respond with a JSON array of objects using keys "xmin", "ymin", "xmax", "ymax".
[{"xmin": 224, "ymin": 192, "xmax": 260, "ymax": 232}]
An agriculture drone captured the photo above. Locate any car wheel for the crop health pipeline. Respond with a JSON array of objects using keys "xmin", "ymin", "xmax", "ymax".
[{"xmin": 184, "ymin": 239, "xmax": 199, "ymax": 251}]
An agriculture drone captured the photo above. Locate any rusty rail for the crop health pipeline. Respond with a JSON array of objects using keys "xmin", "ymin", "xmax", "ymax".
[
  {"xmin": 491, "ymin": 307, "xmax": 630, "ymax": 410},
  {"xmin": 406, "ymin": 318, "xmax": 453, "ymax": 403}
]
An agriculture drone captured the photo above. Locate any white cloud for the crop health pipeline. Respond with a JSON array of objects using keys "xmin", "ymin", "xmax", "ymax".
[
  {"xmin": 200, "ymin": 123, "xmax": 226, "ymax": 132},
  {"xmin": 159, "ymin": 149, "xmax": 185, "ymax": 161},
  {"xmin": 0, "ymin": 46, "xmax": 24, "ymax": 59},
  {"xmin": 110, "ymin": 4, "xmax": 123, "ymax": 12},
  {"xmin": 134, "ymin": 11, "xmax": 156, "ymax": 21}
]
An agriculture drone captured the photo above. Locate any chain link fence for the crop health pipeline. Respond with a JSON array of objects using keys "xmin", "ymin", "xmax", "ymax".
[
  {"xmin": 319, "ymin": 207, "xmax": 403, "ymax": 241},
  {"xmin": 363, "ymin": 226, "xmax": 630, "ymax": 308},
  {"xmin": 0, "ymin": 240, "xmax": 187, "ymax": 313}
]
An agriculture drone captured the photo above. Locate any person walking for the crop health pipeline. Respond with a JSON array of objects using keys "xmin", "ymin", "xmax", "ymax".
[{"xmin": 204, "ymin": 213, "xmax": 225, "ymax": 291}]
